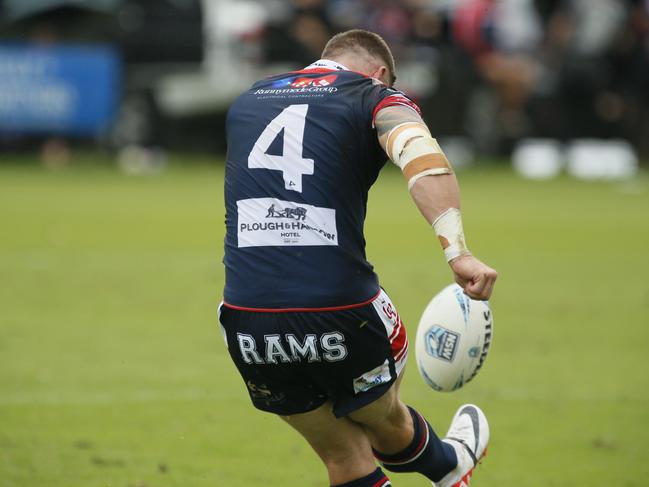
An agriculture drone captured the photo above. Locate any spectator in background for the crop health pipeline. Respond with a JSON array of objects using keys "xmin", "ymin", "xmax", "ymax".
[
  {"xmin": 363, "ymin": 0, "xmax": 412, "ymax": 46},
  {"xmin": 451, "ymin": 0, "xmax": 542, "ymax": 150},
  {"xmin": 446, "ymin": 0, "xmax": 648, "ymax": 155},
  {"xmin": 260, "ymin": 0, "xmax": 648, "ymax": 156},
  {"xmin": 4, "ymin": 0, "xmax": 645, "ymax": 157},
  {"xmin": 264, "ymin": 0, "xmax": 332, "ymax": 66},
  {"xmin": 529, "ymin": 0, "xmax": 639, "ymax": 143}
]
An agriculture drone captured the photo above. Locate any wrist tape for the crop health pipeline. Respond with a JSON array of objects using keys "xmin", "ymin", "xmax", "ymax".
[
  {"xmin": 432, "ymin": 208, "xmax": 471, "ymax": 262},
  {"xmin": 386, "ymin": 122, "xmax": 453, "ymax": 188}
]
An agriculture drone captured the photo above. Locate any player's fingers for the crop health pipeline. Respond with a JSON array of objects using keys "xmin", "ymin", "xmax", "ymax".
[
  {"xmin": 464, "ymin": 286, "xmax": 479, "ymax": 300},
  {"xmin": 464, "ymin": 288, "xmax": 483, "ymax": 300},
  {"xmin": 468, "ymin": 270, "xmax": 497, "ymax": 300},
  {"xmin": 481, "ymin": 277, "xmax": 495, "ymax": 300},
  {"xmin": 464, "ymin": 279, "xmax": 485, "ymax": 300},
  {"xmin": 477, "ymin": 269, "xmax": 498, "ymax": 300},
  {"xmin": 454, "ymin": 274, "xmax": 469, "ymax": 289}
]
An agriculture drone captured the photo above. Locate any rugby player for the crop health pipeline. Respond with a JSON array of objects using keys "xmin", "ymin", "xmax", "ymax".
[{"xmin": 220, "ymin": 29, "xmax": 498, "ymax": 487}]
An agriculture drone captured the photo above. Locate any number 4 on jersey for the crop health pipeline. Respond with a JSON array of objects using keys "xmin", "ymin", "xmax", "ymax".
[{"xmin": 248, "ymin": 104, "xmax": 314, "ymax": 193}]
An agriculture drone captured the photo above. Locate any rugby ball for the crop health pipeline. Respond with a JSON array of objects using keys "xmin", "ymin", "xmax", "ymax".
[{"xmin": 415, "ymin": 284, "xmax": 493, "ymax": 392}]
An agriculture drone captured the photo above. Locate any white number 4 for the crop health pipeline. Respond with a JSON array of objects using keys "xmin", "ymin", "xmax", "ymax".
[{"xmin": 248, "ymin": 104, "xmax": 314, "ymax": 193}]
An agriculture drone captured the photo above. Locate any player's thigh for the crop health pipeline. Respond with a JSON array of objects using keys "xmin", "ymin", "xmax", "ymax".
[
  {"xmin": 281, "ymin": 402, "xmax": 376, "ymax": 478},
  {"xmin": 347, "ymin": 370, "xmax": 406, "ymax": 429}
]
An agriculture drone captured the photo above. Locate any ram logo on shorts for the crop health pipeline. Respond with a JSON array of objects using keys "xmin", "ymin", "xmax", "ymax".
[{"xmin": 236, "ymin": 332, "xmax": 348, "ymax": 364}]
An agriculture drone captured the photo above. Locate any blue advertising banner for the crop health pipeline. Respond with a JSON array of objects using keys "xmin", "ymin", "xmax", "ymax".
[{"xmin": 0, "ymin": 43, "xmax": 121, "ymax": 136}]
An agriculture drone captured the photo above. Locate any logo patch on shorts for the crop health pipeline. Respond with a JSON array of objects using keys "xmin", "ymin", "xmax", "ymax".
[
  {"xmin": 424, "ymin": 326, "xmax": 459, "ymax": 362},
  {"xmin": 353, "ymin": 359, "xmax": 392, "ymax": 394}
]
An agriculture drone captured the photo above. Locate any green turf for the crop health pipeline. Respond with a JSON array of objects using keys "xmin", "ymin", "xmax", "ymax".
[{"xmin": 1, "ymin": 157, "xmax": 648, "ymax": 487}]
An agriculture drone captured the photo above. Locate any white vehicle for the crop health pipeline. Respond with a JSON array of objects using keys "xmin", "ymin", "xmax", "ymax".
[{"xmin": 415, "ymin": 284, "xmax": 493, "ymax": 392}]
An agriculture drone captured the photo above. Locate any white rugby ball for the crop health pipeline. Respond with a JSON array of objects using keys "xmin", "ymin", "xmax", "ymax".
[{"xmin": 415, "ymin": 284, "xmax": 493, "ymax": 392}]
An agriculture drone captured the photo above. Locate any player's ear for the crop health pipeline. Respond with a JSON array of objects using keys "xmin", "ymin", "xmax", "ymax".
[{"xmin": 371, "ymin": 66, "xmax": 390, "ymax": 86}]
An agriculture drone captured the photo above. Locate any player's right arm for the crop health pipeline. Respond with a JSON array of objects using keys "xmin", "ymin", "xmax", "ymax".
[{"xmin": 375, "ymin": 106, "xmax": 498, "ymax": 301}]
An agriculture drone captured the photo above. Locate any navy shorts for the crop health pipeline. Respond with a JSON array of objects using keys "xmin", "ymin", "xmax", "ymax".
[{"xmin": 218, "ymin": 289, "xmax": 409, "ymax": 418}]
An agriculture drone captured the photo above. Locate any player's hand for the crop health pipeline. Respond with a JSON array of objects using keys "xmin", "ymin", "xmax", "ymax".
[{"xmin": 449, "ymin": 254, "xmax": 498, "ymax": 301}]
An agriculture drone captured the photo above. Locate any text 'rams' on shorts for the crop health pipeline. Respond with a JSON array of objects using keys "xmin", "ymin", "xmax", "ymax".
[{"xmin": 217, "ymin": 289, "xmax": 408, "ymax": 417}]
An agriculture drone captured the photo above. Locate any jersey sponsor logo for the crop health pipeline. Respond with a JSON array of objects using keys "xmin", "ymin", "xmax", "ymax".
[
  {"xmin": 424, "ymin": 325, "xmax": 459, "ymax": 362},
  {"xmin": 266, "ymin": 203, "xmax": 307, "ymax": 220},
  {"xmin": 353, "ymin": 358, "xmax": 392, "ymax": 393},
  {"xmin": 270, "ymin": 74, "xmax": 338, "ymax": 89},
  {"xmin": 236, "ymin": 332, "xmax": 348, "ymax": 365},
  {"xmin": 290, "ymin": 74, "xmax": 338, "ymax": 88},
  {"xmin": 237, "ymin": 197, "xmax": 338, "ymax": 247},
  {"xmin": 258, "ymin": 75, "xmax": 339, "ymax": 96}
]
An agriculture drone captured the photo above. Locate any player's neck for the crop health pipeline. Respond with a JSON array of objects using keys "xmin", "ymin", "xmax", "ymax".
[{"xmin": 317, "ymin": 55, "xmax": 382, "ymax": 82}]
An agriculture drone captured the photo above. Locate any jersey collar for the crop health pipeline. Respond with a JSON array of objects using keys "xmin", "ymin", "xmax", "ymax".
[{"xmin": 304, "ymin": 59, "xmax": 350, "ymax": 72}]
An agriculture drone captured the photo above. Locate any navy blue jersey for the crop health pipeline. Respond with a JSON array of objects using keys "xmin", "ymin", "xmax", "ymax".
[{"xmin": 223, "ymin": 65, "xmax": 420, "ymax": 309}]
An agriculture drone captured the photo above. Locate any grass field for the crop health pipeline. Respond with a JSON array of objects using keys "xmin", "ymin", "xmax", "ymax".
[{"xmin": 1, "ymin": 156, "xmax": 648, "ymax": 487}]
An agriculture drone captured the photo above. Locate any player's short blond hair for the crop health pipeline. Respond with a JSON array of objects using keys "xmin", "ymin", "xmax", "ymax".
[{"xmin": 322, "ymin": 29, "xmax": 396, "ymax": 85}]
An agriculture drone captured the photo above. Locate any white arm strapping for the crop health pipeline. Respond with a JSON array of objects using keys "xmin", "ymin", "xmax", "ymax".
[
  {"xmin": 386, "ymin": 123, "xmax": 431, "ymax": 166},
  {"xmin": 432, "ymin": 208, "xmax": 471, "ymax": 262},
  {"xmin": 386, "ymin": 124, "xmax": 453, "ymax": 184},
  {"xmin": 400, "ymin": 136, "xmax": 442, "ymax": 166},
  {"xmin": 407, "ymin": 169, "xmax": 453, "ymax": 190}
]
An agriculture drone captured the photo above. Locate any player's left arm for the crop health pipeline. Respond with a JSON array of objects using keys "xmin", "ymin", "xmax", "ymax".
[{"xmin": 375, "ymin": 105, "xmax": 498, "ymax": 300}]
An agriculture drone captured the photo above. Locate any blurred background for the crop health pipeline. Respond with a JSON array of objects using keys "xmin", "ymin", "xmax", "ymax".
[
  {"xmin": 1, "ymin": 2, "xmax": 649, "ymax": 487},
  {"xmin": 1, "ymin": 0, "xmax": 648, "ymax": 174}
]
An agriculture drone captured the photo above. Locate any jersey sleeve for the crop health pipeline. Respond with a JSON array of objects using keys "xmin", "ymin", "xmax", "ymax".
[
  {"xmin": 353, "ymin": 79, "xmax": 423, "ymax": 168},
  {"xmin": 369, "ymin": 87, "xmax": 422, "ymax": 127}
]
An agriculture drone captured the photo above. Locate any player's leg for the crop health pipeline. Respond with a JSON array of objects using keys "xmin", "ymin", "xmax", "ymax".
[
  {"xmin": 347, "ymin": 373, "xmax": 459, "ymax": 483},
  {"xmin": 343, "ymin": 289, "xmax": 488, "ymax": 485},
  {"xmin": 281, "ymin": 402, "xmax": 392, "ymax": 487},
  {"xmin": 219, "ymin": 305, "xmax": 391, "ymax": 486},
  {"xmin": 341, "ymin": 290, "xmax": 457, "ymax": 481}
]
